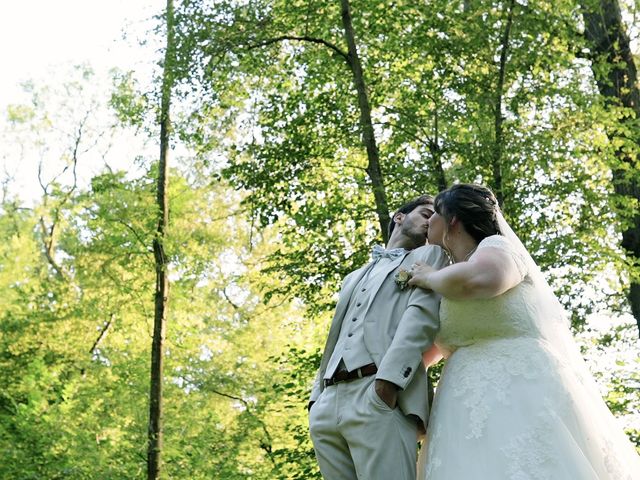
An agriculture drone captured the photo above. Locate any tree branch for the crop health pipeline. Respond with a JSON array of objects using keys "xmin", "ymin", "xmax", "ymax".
[
  {"xmin": 113, "ymin": 218, "xmax": 154, "ymax": 256},
  {"xmin": 38, "ymin": 217, "xmax": 67, "ymax": 280},
  {"xmin": 89, "ymin": 313, "xmax": 115, "ymax": 355},
  {"xmin": 209, "ymin": 387, "xmax": 277, "ymax": 465},
  {"xmin": 246, "ymin": 35, "xmax": 350, "ymax": 64},
  {"xmin": 222, "ymin": 288, "xmax": 241, "ymax": 310}
]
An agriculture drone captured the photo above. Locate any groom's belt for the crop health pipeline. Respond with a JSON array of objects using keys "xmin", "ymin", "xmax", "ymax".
[{"xmin": 323, "ymin": 363, "xmax": 378, "ymax": 387}]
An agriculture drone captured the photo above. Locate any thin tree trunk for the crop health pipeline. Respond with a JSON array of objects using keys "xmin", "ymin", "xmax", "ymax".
[
  {"xmin": 147, "ymin": 0, "xmax": 174, "ymax": 477},
  {"xmin": 248, "ymin": 7, "xmax": 391, "ymax": 241},
  {"xmin": 428, "ymin": 95, "xmax": 448, "ymax": 191},
  {"xmin": 492, "ymin": 0, "xmax": 516, "ymax": 208},
  {"xmin": 581, "ymin": 0, "xmax": 640, "ymax": 337},
  {"xmin": 339, "ymin": 0, "xmax": 391, "ymax": 243},
  {"xmin": 430, "ymin": 144, "xmax": 447, "ymax": 192}
]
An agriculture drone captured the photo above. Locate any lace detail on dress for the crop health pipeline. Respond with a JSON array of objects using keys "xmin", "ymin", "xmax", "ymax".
[
  {"xmin": 500, "ymin": 399, "xmax": 563, "ymax": 480},
  {"xmin": 423, "ymin": 420, "xmax": 442, "ymax": 477},
  {"xmin": 445, "ymin": 339, "xmax": 543, "ymax": 439}
]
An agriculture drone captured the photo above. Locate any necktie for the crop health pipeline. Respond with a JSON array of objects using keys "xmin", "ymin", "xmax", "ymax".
[{"xmin": 371, "ymin": 245, "xmax": 407, "ymax": 261}]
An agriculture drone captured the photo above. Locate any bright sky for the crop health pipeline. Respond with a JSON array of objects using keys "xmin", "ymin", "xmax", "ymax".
[
  {"xmin": 1, "ymin": 0, "xmax": 162, "ymax": 103},
  {"xmin": 0, "ymin": 2, "xmax": 637, "ymax": 205},
  {"xmin": 0, "ymin": 0, "xmax": 165, "ymax": 204}
]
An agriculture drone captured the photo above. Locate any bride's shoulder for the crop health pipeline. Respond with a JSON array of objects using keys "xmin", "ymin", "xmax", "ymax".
[
  {"xmin": 477, "ymin": 235, "xmax": 528, "ymax": 277},
  {"xmin": 477, "ymin": 234, "xmax": 511, "ymax": 250}
]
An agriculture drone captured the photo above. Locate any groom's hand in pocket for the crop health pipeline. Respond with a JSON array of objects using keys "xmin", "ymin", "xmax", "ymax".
[{"xmin": 375, "ymin": 379, "xmax": 399, "ymax": 409}]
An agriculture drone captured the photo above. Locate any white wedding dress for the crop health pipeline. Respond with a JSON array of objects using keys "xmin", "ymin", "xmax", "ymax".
[{"xmin": 417, "ymin": 235, "xmax": 640, "ymax": 479}]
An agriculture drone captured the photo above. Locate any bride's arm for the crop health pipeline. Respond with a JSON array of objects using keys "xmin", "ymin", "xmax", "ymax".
[
  {"xmin": 408, "ymin": 247, "xmax": 523, "ymax": 300},
  {"xmin": 422, "ymin": 343, "xmax": 443, "ymax": 367}
]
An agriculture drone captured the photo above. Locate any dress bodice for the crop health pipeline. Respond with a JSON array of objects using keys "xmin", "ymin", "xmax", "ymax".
[{"xmin": 436, "ymin": 235, "xmax": 538, "ymax": 355}]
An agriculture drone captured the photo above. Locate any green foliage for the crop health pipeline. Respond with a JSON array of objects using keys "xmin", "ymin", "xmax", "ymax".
[
  {"xmin": 267, "ymin": 346, "xmax": 322, "ymax": 479},
  {"xmin": 173, "ymin": 0, "xmax": 639, "ymax": 326},
  {"xmin": 1, "ymin": 1, "xmax": 639, "ymax": 478},
  {"xmin": 110, "ymin": 70, "xmax": 150, "ymax": 129},
  {"xmin": 0, "ymin": 162, "xmax": 331, "ymax": 478}
]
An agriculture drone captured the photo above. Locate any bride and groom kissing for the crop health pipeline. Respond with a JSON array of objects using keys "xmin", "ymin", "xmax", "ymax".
[{"xmin": 307, "ymin": 184, "xmax": 640, "ymax": 480}]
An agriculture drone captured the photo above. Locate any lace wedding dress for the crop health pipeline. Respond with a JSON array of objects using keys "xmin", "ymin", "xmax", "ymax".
[{"xmin": 417, "ymin": 235, "xmax": 640, "ymax": 479}]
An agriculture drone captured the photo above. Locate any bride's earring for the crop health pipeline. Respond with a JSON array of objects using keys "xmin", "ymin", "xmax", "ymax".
[{"xmin": 442, "ymin": 228, "xmax": 454, "ymax": 264}]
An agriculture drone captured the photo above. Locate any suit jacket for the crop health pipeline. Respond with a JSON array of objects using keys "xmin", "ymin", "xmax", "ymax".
[{"xmin": 310, "ymin": 244, "xmax": 448, "ymax": 426}]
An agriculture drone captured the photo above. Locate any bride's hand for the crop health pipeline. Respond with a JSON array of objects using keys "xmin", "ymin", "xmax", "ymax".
[{"xmin": 408, "ymin": 262, "xmax": 436, "ymax": 290}]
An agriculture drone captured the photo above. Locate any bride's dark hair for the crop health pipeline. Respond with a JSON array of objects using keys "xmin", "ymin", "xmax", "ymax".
[{"xmin": 434, "ymin": 183, "xmax": 501, "ymax": 243}]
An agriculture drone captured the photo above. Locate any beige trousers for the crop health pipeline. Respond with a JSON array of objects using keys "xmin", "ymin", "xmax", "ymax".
[{"xmin": 309, "ymin": 376, "xmax": 417, "ymax": 480}]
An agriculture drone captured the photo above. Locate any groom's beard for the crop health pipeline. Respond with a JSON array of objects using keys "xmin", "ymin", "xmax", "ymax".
[{"xmin": 405, "ymin": 228, "xmax": 428, "ymax": 249}]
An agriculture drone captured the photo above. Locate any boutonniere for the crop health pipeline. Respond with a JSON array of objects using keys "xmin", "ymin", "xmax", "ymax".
[{"xmin": 394, "ymin": 269, "xmax": 413, "ymax": 290}]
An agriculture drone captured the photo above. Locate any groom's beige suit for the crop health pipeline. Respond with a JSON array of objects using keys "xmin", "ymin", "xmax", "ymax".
[{"xmin": 309, "ymin": 244, "xmax": 447, "ymax": 480}]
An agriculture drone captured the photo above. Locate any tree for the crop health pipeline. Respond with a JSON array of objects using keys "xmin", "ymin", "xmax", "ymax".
[
  {"xmin": 0, "ymin": 71, "xmax": 157, "ymax": 478},
  {"xmin": 1, "ymin": 3, "xmax": 639, "ymax": 478},
  {"xmin": 174, "ymin": 0, "xmax": 627, "ymax": 322},
  {"xmin": 172, "ymin": 0, "xmax": 640, "ymax": 450},
  {"xmin": 339, "ymin": 0, "xmax": 391, "ymax": 241},
  {"xmin": 147, "ymin": 0, "xmax": 176, "ymax": 477},
  {"xmin": 580, "ymin": 0, "xmax": 640, "ymax": 337}
]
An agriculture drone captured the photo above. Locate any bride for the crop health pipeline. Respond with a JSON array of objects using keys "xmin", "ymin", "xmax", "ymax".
[{"xmin": 409, "ymin": 183, "xmax": 639, "ymax": 479}]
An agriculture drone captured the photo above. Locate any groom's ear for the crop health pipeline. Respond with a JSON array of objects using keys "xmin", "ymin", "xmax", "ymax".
[{"xmin": 393, "ymin": 212, "xmax": 405, "ymax": 225}]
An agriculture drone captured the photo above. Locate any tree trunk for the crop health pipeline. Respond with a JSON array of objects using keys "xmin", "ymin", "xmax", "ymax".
[
  {"xmin": 339, "ymin": 0, "xmax": 391, "ymax": 243},
  {"xmin": 147, "ymin": 0, "xmax": 174, "ymax": 477},
  {"xmin": 429, "ymin": 97, "xmax": 448, "ymax": 191},
  {"xmin": 492, "ymin": 0, "xmax": 516, "ymax": 208},
  {"xmin": 581, "ymin": 0, "xmax": 640, "ymax": 337}
]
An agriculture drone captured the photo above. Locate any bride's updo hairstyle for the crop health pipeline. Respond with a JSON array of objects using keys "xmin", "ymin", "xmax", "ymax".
[{"xmin": 434, "ymin": 183, "xmax": 501, "ymax": 244}]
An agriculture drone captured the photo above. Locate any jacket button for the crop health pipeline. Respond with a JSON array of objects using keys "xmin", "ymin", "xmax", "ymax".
[{"xmin": 403, "ymin": 367, "xmax": 412, "ymax": 378}]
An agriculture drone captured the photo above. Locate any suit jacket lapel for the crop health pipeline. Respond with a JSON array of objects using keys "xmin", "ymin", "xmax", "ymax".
[{"xmin": 363, "ymin": 252, "xmax": 410, "ymax": 315}]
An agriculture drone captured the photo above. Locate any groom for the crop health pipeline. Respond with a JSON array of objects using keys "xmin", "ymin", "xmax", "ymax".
[{"xmin": 308, "ymin": 195, "xmax": 448, "ymax": 480}]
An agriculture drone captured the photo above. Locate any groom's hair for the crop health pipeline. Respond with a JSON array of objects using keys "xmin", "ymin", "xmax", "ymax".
[{"xmin": 388, "ymin": 194, "xmax": 434, "ymax": 237}]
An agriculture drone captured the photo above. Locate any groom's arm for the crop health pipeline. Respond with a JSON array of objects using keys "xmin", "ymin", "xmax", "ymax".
[{"xmin": 375, "ymin": 245, "xmax": 448, "ymax": 390}]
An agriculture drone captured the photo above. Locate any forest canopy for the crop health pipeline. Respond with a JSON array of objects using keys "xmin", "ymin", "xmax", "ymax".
[{"xmin": 0, "ymin": 0, "xmax": 638, "ymax": 478}]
